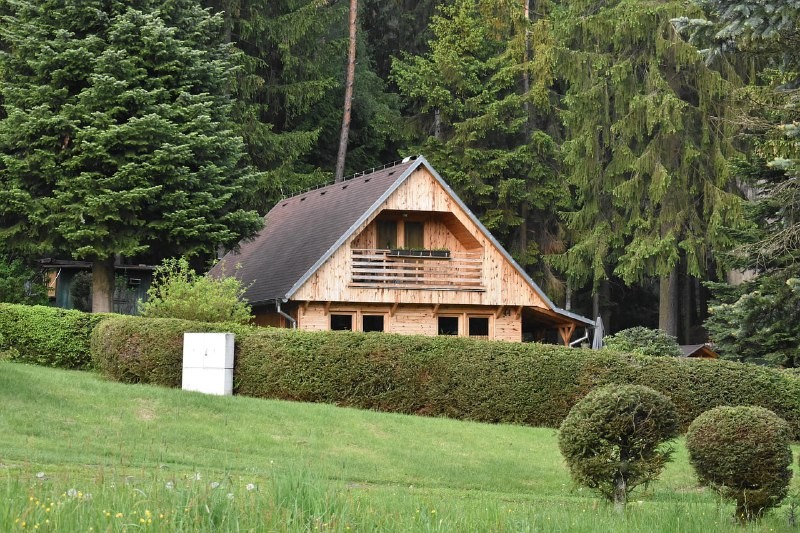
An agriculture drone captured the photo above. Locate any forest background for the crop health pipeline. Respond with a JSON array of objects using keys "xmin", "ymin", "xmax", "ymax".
[{"xmin": 0, "ymin": 0, "xmax": 798, "ymax": 367}]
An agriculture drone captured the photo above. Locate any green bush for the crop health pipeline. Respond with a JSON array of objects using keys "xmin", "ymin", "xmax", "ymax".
[
  {"xmin": 0, "ymin": 256, "xmax": 48, "ymax": 305},
  {"xmin": 139, "ymin": 258, "xmax": 252, "ymax": 324},
  {"xmin": 558, "ymin": 385, "xmax": 678, "ymax": 509},
  {"xmin": 0, "ymin": 303, "xmax": 109, "ymax": 369},
  {"xmin": 91, "ymin": 318, "xmax": 800, "ymax": 439},
  {"xmin": 603, "ymin": 327, "xmax": 681, "ymax": 357},
  {"xmin": 91, "ymin": 315, "xmax": 253, "ymax": 386},
  {"xmin": 686, "ymin": 406, "xmax": 793, "ymax": 521}
]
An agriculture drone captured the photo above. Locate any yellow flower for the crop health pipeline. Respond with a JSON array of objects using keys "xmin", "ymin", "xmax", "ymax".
[
  {"xmin": 115, "ymin": 513, "xmax": 123, "ymax": 518},
  {"xmin": 145, "ymin": 510, "xmax": 152, "ymax": 518},
  {"xmin": 139, "ymin": 518, "xmax": 145, "ymax": 524},
  {"xmin": 159, "ymin": 514, "xmax": 164, "ymax": 519}
]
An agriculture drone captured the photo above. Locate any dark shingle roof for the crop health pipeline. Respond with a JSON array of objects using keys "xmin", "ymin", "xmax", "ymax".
[
  {"xmin": 212, "ymin": 155, "xmax": 593, "ymax": 328},
  {"xmin": 212, "ymin": 158, "xmax": 419, "ymax": 304}
]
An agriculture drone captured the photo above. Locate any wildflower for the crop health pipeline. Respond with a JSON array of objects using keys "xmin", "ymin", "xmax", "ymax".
[
  {"xmin": 35, "ymin": 472, "xmax": 45, "ymax": 479},
  {"xmin": 67, "ymin": 489, "xmax": 78, "ymax": 498},
  {"xmin": 210, "ymin": 482, "xmax": 220, "ymax": 489},
  {"xmin": 227, "ymin": 493, "xmax": 234, "ymax": 500},
  {"xmin": 246, "ymin": 483, "xmax": 256, "ymax": 491},
  {"xmin": 145, "ymin": 510, "xmax": 152, "ymax": 518},
  {"xmin": 115, "ymin": 513, "xmax": 123, "ymax": 518},
  {"xmin": 159, "ymin": 514, "xmax": 164, "ymax": 519},
  {"xmin": 165, "ymin": 481, "xmax": 174, "ymax": 490},
  {"xmin": 139, "ymin": 518, "xmax": 145, "ymax": 524},
  {"xmin": 193, "ymin": 473, "xmax": 201, "ymax": 481}
]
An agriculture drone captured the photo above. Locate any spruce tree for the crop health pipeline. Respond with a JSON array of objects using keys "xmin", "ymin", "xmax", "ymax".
[
  {"xmin": 392, "ymin": 0, "xmax": 568, "ymax": 293},
  {"xmin": 549, "ymin": 0, "xmax": 746, "ymax": 338},
  {"xmin": 0, "ymin": 0, "xmax": 261, "ymax": 312}
]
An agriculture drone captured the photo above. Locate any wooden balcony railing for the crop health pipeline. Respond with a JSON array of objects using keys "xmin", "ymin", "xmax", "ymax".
[{"xmin": 350, "ymin": 249, "xmax": 484, "ymax": 291}]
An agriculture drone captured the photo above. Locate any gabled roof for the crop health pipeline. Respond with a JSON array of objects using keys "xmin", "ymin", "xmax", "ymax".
[
  {"xmin": 213, "ymin": 158, "xmax": 418, "ymax": 305},
  {"xmin": 680, "ymin": 344, "xmax": 720, "ymax": 359},
  {"xmin": 214, "ymin": 155, "xmax": 593, "ymax": 327}
]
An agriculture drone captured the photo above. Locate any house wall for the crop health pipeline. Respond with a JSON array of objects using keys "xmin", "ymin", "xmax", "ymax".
[
  {"xmin": 296, "ymin": 302, "xmax": 522, "ymax": 342},
  {"xmin": 293, "ymin": 167, "xmax": 549, "ymax": 310}
]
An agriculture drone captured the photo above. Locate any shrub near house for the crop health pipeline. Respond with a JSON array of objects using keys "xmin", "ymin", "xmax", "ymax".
[{"xmin": 88, "ymin": 315, "xmax": 800, "ymax": 438}]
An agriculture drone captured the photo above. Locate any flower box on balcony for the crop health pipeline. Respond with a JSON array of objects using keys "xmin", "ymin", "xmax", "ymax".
[{"xmin": 388, "ymin": 248, "xmax": 450, "ymax": 259}]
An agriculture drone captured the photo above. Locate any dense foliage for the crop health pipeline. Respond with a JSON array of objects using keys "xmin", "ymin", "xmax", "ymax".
[
  {"xmin": 87, "ymin": 318, "xmax": 800, "ymax": 438},
  {"xmin": 0, "ymin": 0, "xmax": 261, "ymax": 311},
  {"xmin": 558, "ymin": 385, "xmax": 678, "ymax": 509},
  {"xmin": 0, "ymin": 257, "xmax": 47, "ymax": 305},
  {"xmin": 603, "ymin": 327, "xmax": 682, "ymax": 357},
  {"xmin": 140, "ymin": 258, "xmax": 252, "ymax": 324},
  {"xmin": 0, "ymin": 0, "xmax": 798, "ymax": 352},
  {"xmin": 0, "ymin": 303, "xmax": 108, "ymax": 369},
  {"xmin": 686, "ymin": 406, "xmax": 793, "ymax": 521}
]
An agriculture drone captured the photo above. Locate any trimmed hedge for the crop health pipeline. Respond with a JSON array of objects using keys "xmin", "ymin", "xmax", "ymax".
[
  {"xmin": 686, "ymin": 406, "xmax": 793, "ymax": 520},
  {"xmin": 91, "ymin": 316, "xmax": 253, "ymax": 386},
  {"xmin": 0, "ymin": 303, "xmax": 109, "ymax": 369},
  {"xmin": 91, "ymin": 316, "xmax": 800, "ymax": 438}
]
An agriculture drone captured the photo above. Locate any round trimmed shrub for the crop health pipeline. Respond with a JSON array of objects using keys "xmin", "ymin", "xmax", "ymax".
[
  {"xmin": 603, "ymin": 327, "xmax": 681, "ymax": 357},
  {"xmin": 558, "ymin": 384, "xmax": 679, "ymax": 509},
  {"xmin": 686, "ymin": 406, "xmax": 792, "ymax": 521}
]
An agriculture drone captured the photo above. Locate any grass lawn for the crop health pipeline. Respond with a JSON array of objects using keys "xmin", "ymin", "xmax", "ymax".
[{"xmin": 1, "ymin": 361, "xmax": 797, "ymax": 531}]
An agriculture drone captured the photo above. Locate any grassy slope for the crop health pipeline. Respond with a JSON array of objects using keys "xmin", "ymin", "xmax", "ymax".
[{"xmin": 0, "ymin": 361, "xmax": 796, "ymax": 532}]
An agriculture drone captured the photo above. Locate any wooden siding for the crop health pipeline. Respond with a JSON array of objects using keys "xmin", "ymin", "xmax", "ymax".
[
  {"xmin": 292, "ymin": 167, "xmax": 549, "ymax": 309},
  {"xmin": 297, "ymin": 302, "xmax": 521, "ymax": 342}
]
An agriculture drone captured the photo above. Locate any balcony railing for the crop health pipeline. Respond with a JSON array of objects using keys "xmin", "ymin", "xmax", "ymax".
[{"xmin": 351, "ymin": 249, "xmax": 484, "ymax": 291}]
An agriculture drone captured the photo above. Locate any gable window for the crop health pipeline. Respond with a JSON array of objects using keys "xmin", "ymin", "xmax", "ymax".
[
  {"xmin": 468, "ymin": 316, "xmax": 490, "ymax": 338},
  {"xmin": 404, "ymin": 221, "xmax": 424, "ymax": 249},
  {"xmin": 377, "ymin": 220, "xmax": 397, "ymax": 249},
  {"xmin": 362, "ymin": 314, "xmax": 385, "ymax": 333},
  {"xmin": 438, "ymin": 316, "xmax": 459, "ymax": 336},
  {"xmin": 330, "ymin": 314, "xmax": 353, "ymax": 331}
]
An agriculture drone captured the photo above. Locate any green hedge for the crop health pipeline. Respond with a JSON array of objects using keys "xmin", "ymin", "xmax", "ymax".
[
  {"xmin": 91, "ymin": 316, "xmax": 800, "ymax": 438},
  {"xmin": 0, "ymin": 303, "xmax": 110, "ymax": 369},
  {"xmin": 90, "ymin": 316, "xmax": 252, "ymax": 386}
]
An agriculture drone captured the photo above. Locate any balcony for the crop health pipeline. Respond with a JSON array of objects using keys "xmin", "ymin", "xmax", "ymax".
[{"xmin": 351, "ymin": 249, "xmax": 484, "ymax": 291}]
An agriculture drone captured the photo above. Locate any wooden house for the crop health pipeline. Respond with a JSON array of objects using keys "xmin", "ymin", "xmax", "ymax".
[{"xmin": 213, "ymin": 156, "xmax": 593, "ymax": 344}]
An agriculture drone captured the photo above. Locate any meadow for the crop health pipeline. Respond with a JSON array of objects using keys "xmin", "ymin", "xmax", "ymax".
[{"xmin": 1, "ymin": 361, "xmax": 797, "ymax": 532}]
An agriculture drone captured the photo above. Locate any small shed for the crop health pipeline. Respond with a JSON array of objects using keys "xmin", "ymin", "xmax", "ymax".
[{"xmin": 680, "ymin": 344, "xmax": 720, "ymax": 359}]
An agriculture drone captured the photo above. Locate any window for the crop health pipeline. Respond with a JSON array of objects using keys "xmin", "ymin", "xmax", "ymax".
[
  {"xmin": 404, "ymin": 221, "xmax": 424, "ymax": 249},
  {"xmin": 377, "ymin": 220, "xmax": 397, "ymax": 249},
  {"xmin": 468, "ymin": 316, "xmax": 490, "ymax": 338},
  {"xmin": 362, "ymin": 315, "xmax": 385, "ymax": 333},
  {"xmin": 330, "ymin": 314, "xmax": 353, "ymax": 331},
  {"xmin": 438, "ymin": 316, "xmax": 459, "ymax": 336}
]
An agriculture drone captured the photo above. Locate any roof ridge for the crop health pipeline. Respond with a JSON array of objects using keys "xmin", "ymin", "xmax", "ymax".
[{"xmin": 279, "ymin": 155, "xmax": 420, "ymax": 200}]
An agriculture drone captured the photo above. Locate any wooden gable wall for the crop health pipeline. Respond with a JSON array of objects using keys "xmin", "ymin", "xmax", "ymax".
[{"xmin": 292, "ymin": 167, "xmax": 549, "ymax": 309}]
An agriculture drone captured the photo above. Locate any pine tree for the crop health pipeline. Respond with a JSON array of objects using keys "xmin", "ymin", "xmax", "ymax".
[
  {"xmin": 392, "ymin": 0, "xmax": 568, "ymax": 293},
  {"xmin": 0, "ymin": 0, "xmax": 262, "ymax": 312},
  {"xmin": 549, "ymin": 0, "xmax": 746, "ymax": 338}
]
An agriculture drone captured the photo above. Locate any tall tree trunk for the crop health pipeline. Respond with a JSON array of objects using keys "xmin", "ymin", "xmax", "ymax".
[
  {"xmin": 334, "ymin": 0, "xmax": 358, "ymax": 183},
  {"xmin": 613, "ymin": 474, "xmax": 627, "ymax": 513},
  {"xmin": 433, "ymin": 108, "xmax": 441, "ymax": 140},
  {"xmin": 658, "ymin": 267, "xmax": 679, "ymax": 336},
  {"xmin": 92, "ymin": 257, "xmax": 115, "ymax": 313},
  {"xmin": 522, "ymin": 0, "xmax": 531, "ymax": 121}
]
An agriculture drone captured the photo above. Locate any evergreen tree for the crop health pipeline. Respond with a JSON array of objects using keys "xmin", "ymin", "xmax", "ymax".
[
  {"xmin": 0, "ymin": 0, "xmax": 262, "ymax": 312},
  {"xmin": 549, "ymin": 0, "xmax": 746, "ymax": 339},
  {"xmin": 673, "ymin": 0, "xmax": 799, "ymax": 362},
  {"xmin": 392, "ymin": 0, "xmax": 568, "ymax": 294}
]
